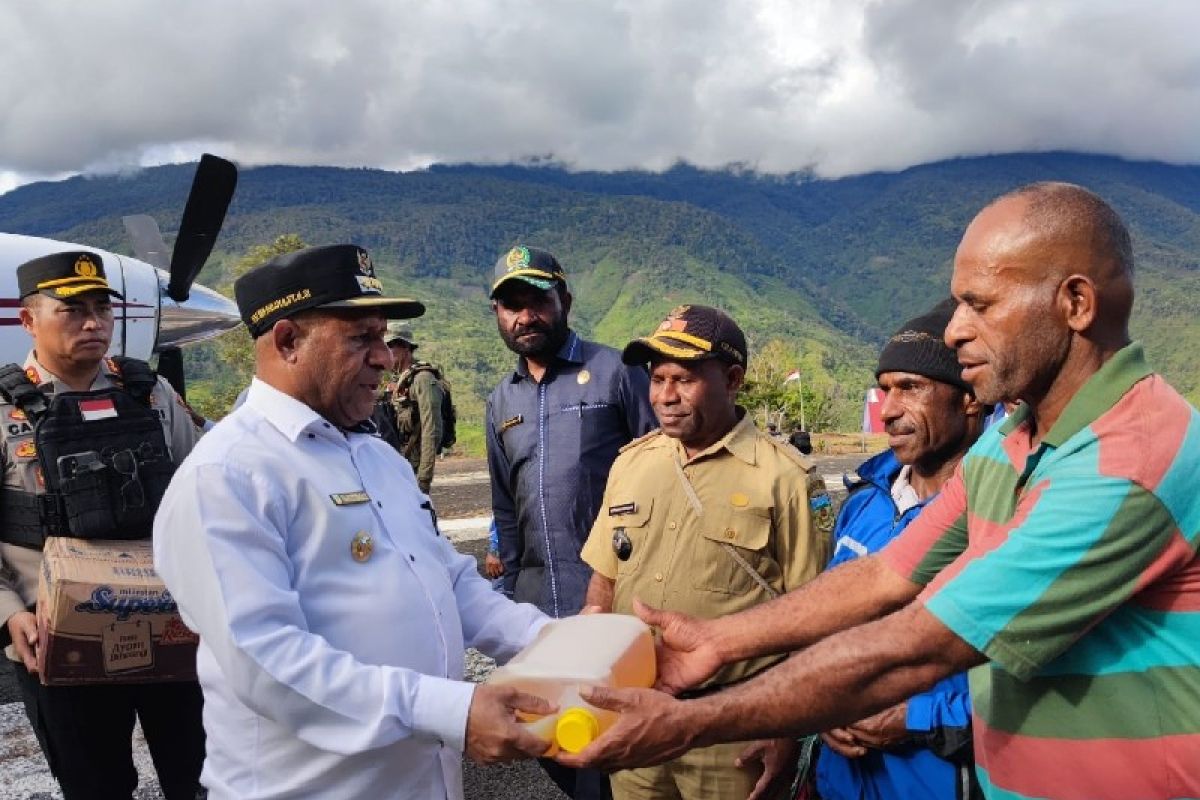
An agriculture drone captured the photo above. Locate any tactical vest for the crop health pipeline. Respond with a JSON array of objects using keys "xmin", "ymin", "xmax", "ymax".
[
  {"xmin": 392, "ymin": 362, "xmax": 457, "ymax": 453},
  {"xmin": 0, "ymin": 358, "xmax": 175, "ymax": 549}
]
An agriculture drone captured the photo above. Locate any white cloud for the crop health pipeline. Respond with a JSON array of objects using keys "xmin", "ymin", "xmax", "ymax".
[{"xmin": 0, "ymin": 0, "xmax": 1197, "ymax": 188}]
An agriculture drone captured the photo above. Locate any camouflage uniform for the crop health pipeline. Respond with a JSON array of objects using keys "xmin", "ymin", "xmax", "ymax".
[{"xmin": 387, "ymin": 362, "xmax": 444, "ymax": 494}]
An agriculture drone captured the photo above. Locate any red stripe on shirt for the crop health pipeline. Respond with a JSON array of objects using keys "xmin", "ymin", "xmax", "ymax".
[
  {"xmin": 1092, "ymin": 376, "xmax": 1192, "ymax": 492},
  {"xmin": 975, "ymin": 717, "xmax": 1200, "ymax": 799}
]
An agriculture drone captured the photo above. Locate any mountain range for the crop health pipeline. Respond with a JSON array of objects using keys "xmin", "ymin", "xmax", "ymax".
[{"xmin": 2, "ymin": 151, "xmax": 1197, "ymax": 427}]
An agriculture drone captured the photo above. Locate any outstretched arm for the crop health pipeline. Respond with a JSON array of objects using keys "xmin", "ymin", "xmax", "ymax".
[
  {"xmin": 559, "ymin": 599, "xmax": 982, "ymax": 771},
  {"xmin": 647, "ymin": 554, "xmax": 920, "ymax": 694}
]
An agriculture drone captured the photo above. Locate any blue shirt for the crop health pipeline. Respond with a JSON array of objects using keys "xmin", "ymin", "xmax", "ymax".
[
  {"xmin": 485, "ymin": 330, "xmax": 657, "ymax": 617},
  {"xmin": 819, "ymin": 449, "xmax": 975, "ymax": 800}
]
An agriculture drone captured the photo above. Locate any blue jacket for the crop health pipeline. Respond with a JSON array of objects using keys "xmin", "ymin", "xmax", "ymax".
[{"xmin": 817, "ymin": 449, "xmax": 976, "ymax": 800}]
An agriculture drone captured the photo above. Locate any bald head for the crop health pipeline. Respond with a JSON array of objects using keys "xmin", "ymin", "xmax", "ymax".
[
  {"xmin": 991, "ymin": 182, "xmax": 1134, "ymax": 327},
  {"xmin": 946, "ymin": 183, "xmax": 1135, "ymax": 414}
]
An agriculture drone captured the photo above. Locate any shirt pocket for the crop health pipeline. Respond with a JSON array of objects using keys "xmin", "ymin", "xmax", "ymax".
[
  {"xmin": 561, "ymin": 400, "xmax": 619, "ymax": 452},
  {"xmin": 691, "ymin": 504, "xmax": 774, "ymax": 596},
  {"xmin": 611, "ymin": 497, "xmax": 654, "ymax": 579}
]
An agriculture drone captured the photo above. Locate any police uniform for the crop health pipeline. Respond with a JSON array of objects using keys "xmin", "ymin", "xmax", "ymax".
[
  {"xmin": 580, "ymin": 305, "xmax": 833, "ymax": 800},
  {"xmin": 0, "ymin": 251, "xmax": 206, "ymax": 800}
]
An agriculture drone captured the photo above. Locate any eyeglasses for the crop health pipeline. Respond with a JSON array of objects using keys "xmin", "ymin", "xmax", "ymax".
[{"xmin": 110, "ymin": 448, "xmax": 145, "ymax": 511}]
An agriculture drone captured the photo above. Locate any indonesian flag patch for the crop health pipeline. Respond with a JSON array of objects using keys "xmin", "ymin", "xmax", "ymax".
[{"xmin": 79, "ymin": 398, "xmax": 118, "ymax": 421}]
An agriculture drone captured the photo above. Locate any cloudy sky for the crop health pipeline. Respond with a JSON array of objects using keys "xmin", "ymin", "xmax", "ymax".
[{"xmin": 1, "ymin": 0, "xmax": 1197, "ymax": 194}]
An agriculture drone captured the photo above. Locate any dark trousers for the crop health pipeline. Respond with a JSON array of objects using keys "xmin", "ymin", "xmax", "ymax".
[
  {"xmin": 14, "ymin": 662, "xmax": 205, "ymax": 800},
  {"xmin": 540, "ymin": 758, "xmax": 613, "ymax": 800}
]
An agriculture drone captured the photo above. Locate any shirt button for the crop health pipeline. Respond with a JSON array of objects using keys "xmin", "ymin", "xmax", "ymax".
[
  {"xmin": 668, "ymin": 521, "xmax": 677, "ymax": 530},
  {"xmin": 654, "ymin": 572, "xmax": 664, "ymax": 582}
]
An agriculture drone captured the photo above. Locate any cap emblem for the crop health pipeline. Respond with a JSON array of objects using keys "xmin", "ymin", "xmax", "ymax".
[
  {"xmin": 505, "ymin": 246, "xmax": 531, "ymax": 272},
  {"xmin": 357, "ymin": 249, "xmax": 375, "ymax": 277},
  {"xmin": 74, "ymin": 255, "xmax": 98, "ymax": 278},
  {"xmin": 659, "ymin": 305, "xmax": 691, "ymax": 332}
]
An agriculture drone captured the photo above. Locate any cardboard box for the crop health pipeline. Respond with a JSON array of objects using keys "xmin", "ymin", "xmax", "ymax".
[{"xmin": 36, "ymin": 538, "xmax": 198, "ymax": 685}]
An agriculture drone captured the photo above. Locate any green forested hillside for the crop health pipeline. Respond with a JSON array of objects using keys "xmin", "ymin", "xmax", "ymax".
[{"xmin": 1, "ymin": 152, "xmax": 1197, "ymax": 428}]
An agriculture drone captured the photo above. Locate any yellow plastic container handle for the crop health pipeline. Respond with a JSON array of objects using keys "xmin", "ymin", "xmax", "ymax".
[{"xmin": 555, "ymin": 707, "xmax": 600, "ymax": 754}]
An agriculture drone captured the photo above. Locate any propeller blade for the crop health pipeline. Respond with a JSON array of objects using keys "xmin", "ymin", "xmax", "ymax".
[
  {"xmin": 121, "ymin": 215, "xmax": 171, "ymax": 270},
  {"xmin": 156, "ymin": 347, "xmax": 186, "ymax": 398},
  {"xmin": 166, "ymin": 154, "xmax": 237, "ymax": 302}
]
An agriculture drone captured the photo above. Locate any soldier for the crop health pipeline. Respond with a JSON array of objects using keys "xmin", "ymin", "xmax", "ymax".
[
  {"xmin": 580, "ymin": 304, "xmax": 831, "ymax": 800},
  {"xmin": 0, "ymin": 251, "xmax": 205, "ymax": 799},
  {"xmin": 382, "ymin": 322, "xmax": 445, "ymax": 493}
]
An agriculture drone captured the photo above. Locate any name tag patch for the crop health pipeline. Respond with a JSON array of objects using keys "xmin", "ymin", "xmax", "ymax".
[
  {"xmin": 330, "ymin": 491, "xmax": 371, "ymax": 506},
  {"xmin": 608, "ymin": 502, "xmax": 637, "ymax": 516}
]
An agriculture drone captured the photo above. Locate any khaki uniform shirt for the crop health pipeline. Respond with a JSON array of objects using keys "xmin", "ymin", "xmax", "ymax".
[
  {"xmin": 0, "ymin": 353, "xmax": 204, "ymax": 642},
  {"xmin": 581, "ymin": 414, "xmax": 831, "ymax": 687},
  {"xmin": 390, "ymin": 365, "xmax": 444, "ymax": 492}
]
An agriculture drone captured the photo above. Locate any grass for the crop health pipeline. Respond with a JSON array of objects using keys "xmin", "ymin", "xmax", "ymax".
[{"xmin": 813, "ymin": 432, "xmax": 889, "ymax": 455}]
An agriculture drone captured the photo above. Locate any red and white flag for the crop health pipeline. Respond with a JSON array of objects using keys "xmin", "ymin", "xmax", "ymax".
[
  {"xmin": 861, "ymin": 388, "xmax": 885, "ymax": 433},
  {"xmin": 783, "ymin": 369, "xmax": 801, "ymax": 384},
  {"xmin": 79, "ymin": 398, "xmax": 118, "ymax": 422}
]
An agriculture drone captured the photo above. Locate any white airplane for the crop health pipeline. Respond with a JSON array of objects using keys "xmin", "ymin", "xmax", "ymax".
[{"xmin": 0, "ymin": 155, "xmax": 242, "ymax": 393}]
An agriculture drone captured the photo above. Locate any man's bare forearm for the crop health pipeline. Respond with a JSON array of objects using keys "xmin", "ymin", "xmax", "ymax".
[
  {"xmin": 585, "ymin": 572, "xmax": 615, "ymax": 612},
  {"xmin": 688, "ymin": 602, "xmax": 983, "ymax": 748},
  {"xmin": 710, "ymin": 555, "xmax": 919, "ymax": 666}
]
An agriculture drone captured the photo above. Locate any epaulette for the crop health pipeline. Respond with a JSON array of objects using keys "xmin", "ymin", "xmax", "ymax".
[
  {"xmin": 619, "ymin": 428, "xmax": 663, "ymax": 453},
  {"xmin": 174, "ymin": 392, "xmax": 208, "ymax": 430},
  {"xmin": 107, "ymin": 356, "xmax": 157, "ymax": 406},
  {"xmin": 761, "ymin": 432, "xmax": 816, "ymax": 472}
]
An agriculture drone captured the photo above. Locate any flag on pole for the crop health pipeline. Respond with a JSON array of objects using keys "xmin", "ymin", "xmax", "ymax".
[
  {"xmin": 861, "ymin": 388, "xmax": 885, "ymax": 434},
  {"xmin": 783, "ymin": 369, "xmax": 801, "ymax": 384}
]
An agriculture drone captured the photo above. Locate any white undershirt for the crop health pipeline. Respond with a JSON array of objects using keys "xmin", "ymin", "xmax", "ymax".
[{"xmin": 890, "ymin": 464, "xmax": 922, "ymax": 515}]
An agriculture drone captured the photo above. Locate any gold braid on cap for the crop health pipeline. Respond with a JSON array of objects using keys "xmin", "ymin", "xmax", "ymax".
[{"xmin": 650, "ymin": 330, "xmax": 712, "ymax": 351}]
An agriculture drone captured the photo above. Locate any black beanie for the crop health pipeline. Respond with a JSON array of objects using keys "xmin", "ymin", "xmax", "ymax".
[{"xmin": 875, "ymin": 298, "xmax": 971, "ymax": 393}]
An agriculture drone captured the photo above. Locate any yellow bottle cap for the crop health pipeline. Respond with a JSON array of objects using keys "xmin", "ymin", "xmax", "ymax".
[{"xmin": 555, "ymin": 707, "xmax": 600, "ymax": 754}]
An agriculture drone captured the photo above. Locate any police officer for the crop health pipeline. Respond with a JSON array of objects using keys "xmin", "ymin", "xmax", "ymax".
[
  {"xmin": 579, "ymin": 304, "xmax": 832, "ymax": 800},
  {"xmin": 382, "ymin": 322, "xmax": 445, "ymax": 493},
  {"xmin": 0, "ymin": 251, "xmax": 205, "ymax": 799}
]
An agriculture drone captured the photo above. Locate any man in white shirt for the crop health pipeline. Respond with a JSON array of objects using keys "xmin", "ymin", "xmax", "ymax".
[{"xmin": 154, "ymin": 244, "xmax": 554, "ymax": 799}]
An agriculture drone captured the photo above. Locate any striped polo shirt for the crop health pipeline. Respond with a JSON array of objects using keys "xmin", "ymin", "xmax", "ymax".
[{"xmin": 882, "ymin": 343, "xmax": 1200, "ymax": 800}]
